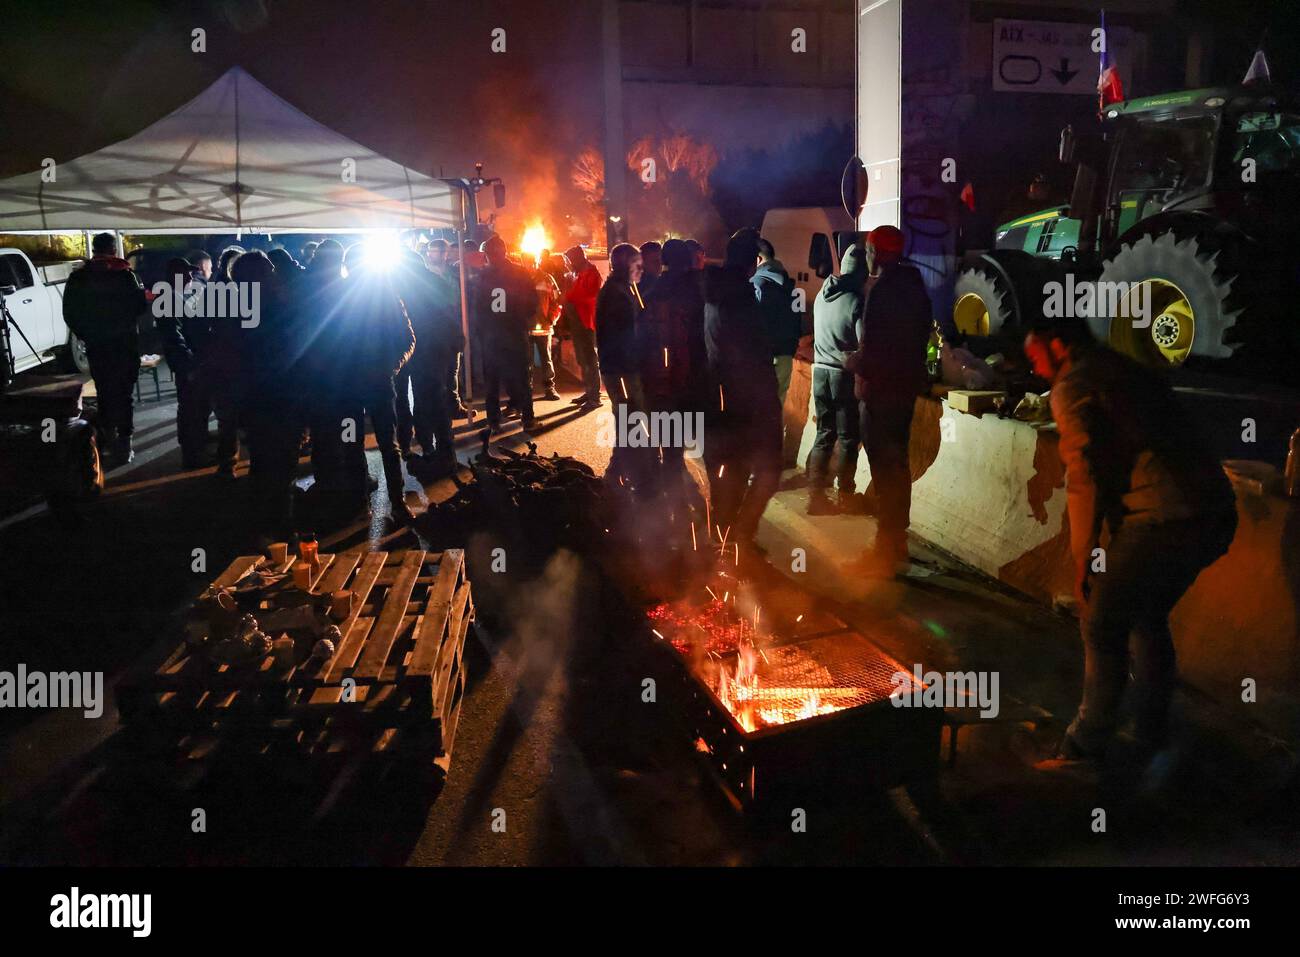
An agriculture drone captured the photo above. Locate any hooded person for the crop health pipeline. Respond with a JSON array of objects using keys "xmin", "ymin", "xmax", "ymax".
[
  {"xmin": 562, "ymin": 244, "xmax": 603, "ymax": 407},
  {"xmin": 474, "ymin": 234, "xmax": 538, "ymax": 432},
  {"xmin": 750, "ymin": 237, "xmax": 799, "ymax": 385},
  {"xmin": 806, "ymin": 242, "xmax": 868, "ymax": 513},
  {"xmin": 61, "ymin": 232, "xmax": 151, "ymax": 465},
  {"xmin": 702, "ymin": 228, "xmax": 782, "ymax": 549},
  {"xmin": 843, "ymin": 224, "xmax": 933, "ymax": 573}
]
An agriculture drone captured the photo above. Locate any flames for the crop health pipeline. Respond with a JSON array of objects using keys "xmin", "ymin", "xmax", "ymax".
[
  {"xmin": 649, "ymin": 594, "xmax": 847, "ymax": 733},
  {"xmin": 717, "ymin": 643, "xmax": 844, "ymax": 732},
  {"xmin": 520, "ymin": 223, "xmax": 550, "ymax": 262}
]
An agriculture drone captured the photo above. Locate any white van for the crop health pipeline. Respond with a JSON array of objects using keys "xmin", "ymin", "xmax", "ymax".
[{"xmin": 758, "ymin": 207, "xmax": 857, "ymax": 303}]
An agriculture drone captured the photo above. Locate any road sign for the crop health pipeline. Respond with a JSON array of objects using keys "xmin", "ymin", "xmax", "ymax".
[{"xmin": 992, "ymin": 18, "xmax": 1136, "ymax": 95}]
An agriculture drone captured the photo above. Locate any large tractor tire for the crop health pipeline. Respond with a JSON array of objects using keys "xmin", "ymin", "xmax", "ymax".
[
  {"xmin": 952, "ymin": 251, "xmax": 1058, "ymax": 343},
  {"xmin": 1094, "ymin": 224, "xmax": 1255, "ymax": 369},
  {"xmin": 952, "ymin": 264, "xmax": 1015, "ymax": 338}
]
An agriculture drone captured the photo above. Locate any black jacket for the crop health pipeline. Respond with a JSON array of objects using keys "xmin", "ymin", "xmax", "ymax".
[
  {"xmin": 297, "ymin": 262, "xmax": 348, "ymax": 392},
  {"xmin": 595, "ymin": 276, "xmax": 643, "ymax": 376},
  {"xmin": 342, "ymin": 272, "xmax": 415, "ymax": 393},
  {"xmin": 751, "ymin": 259, "xmax": 799, "ymax": 358},
  {"xmin": 398, "ymin": 264, "xmax": 463, "ymax": 363},
  {"xmin": 847, "ymin": 263, "xmax": 932, "ymax": 399},
  {"xmin": 703, "ymin": 264, "xmax": 780, "ymax": 434},
  {"xmin": 474, "ymin": 260, "xmax": 538, "ymax": 358},
  {"xmin": 639, "ymin": 268, "xmax": 706, "ymax": 404},
  {"xmin": 62, "ymin": 256, "xmax": 148, "ymax": 349},
  {"xmin": 155, "ymin": 279, "xmax": 208, "ymax": 376}
]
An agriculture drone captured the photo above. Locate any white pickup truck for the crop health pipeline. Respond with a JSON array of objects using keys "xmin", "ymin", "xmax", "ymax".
[{"xmin": 0, "ymin": 248, "xmax": 89, "ymax": 381}]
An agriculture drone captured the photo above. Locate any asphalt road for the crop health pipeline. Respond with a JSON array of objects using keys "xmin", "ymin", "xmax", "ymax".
[{"xmin": 1, "ymin": 365, "xmax": 1297, "ymax": 866}]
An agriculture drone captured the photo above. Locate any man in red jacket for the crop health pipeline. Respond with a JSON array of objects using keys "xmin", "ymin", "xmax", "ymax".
[
  {"xmin": 61, "ymin": 232, "xmax": 150, "ymax": 465},
  {"xmin": 563, "ymin": 245, "xmax": 603, "ymax": 409}
]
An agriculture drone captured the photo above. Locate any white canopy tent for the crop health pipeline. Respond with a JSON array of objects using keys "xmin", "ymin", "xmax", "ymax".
[{"xmin": 0, "ymin": 66, "xmax": 464, "ymax": 233}]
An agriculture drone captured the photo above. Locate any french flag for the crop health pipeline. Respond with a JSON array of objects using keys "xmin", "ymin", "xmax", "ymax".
[{"xmin": 1097, "ymin": 11, "xmax": 1124, "ymax": 111}]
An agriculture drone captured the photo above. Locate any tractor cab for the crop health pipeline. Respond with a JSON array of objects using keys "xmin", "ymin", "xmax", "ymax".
[{"xmin": 962, "ymin": 84, "xmax": 1300, "ymax": 379}]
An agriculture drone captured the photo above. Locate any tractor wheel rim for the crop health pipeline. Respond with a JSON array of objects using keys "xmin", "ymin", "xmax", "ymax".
[
  {"xmin": 954, "ymin": 292, "xmax": 990, "ymax": 337},
  {"xmin": 1110, "ymin": 278, "xmax": 1194, "ymax": 366}
]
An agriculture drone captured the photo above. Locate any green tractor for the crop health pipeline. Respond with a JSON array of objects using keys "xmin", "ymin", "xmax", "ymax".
[{"xmin": 953, "ymin": 84, "xmax": 1300, "ymax": 379}]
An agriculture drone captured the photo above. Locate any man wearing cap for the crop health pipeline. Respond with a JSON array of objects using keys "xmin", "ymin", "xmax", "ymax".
[{"xmin": 844, "ymin": 225, "xmax": 932, "ymax": 574}]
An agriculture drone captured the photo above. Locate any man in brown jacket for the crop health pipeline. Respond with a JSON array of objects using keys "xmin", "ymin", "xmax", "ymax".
[{"xmin": 1024, "ymin": 316, "xmax": 1237, "ymax": 767}]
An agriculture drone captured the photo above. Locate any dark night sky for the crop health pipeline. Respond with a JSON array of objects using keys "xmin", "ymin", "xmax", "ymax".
[
  {"xmin": 0, "ymin": 0, "xmax": 605, "ymax": 237},
  {"xmin": 6, "ymin": 0, "xmax": 1300, "ymax": 242}
]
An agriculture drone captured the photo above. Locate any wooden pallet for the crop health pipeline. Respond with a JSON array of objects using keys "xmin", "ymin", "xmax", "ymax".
[{"xmin": 117, "ymin": 549, "xmax": 474, "ymax": 785}]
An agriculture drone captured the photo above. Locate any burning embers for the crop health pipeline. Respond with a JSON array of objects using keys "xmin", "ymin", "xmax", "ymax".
[
  {"xmin": 716, "ymin": 642, "xmax": 845, "ymax": 732},
  {"xmin": 647, "ymin": 588, "xmax": 917, "ymax": 733},
  {"xmin": 646, "ymin": 560, "xmax": 941, "ymax": 810}
]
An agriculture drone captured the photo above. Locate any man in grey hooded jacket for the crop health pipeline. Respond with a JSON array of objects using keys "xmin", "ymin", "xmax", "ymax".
[{"xmin": 806, "ymin": 243, "xmax": 868, "ymax": 514}]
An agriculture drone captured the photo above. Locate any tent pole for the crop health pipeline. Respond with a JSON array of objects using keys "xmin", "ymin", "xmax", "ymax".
[{"xmin": 457, "ymin": 187, "xmax": 472, "ymax": 402}]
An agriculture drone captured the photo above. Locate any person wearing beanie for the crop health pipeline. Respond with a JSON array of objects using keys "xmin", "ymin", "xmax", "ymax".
[
  {"xmin": 843, "ymin": 224, "xmax": 932, "ymax": 575},
  {"xmin": 807, "ymin": 241, "xmax": 869, "ymax": 515}
]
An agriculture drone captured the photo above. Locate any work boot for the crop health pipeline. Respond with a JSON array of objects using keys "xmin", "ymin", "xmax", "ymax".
[
  {"xmin": 389, "ymin": 497, "xmax": 415, "ymax": 524},
  {"xmin": 541, "ymin": 388, "xmax": 562, "ymax": 401},
  {"xmin": 521, "ymin": 415, "xmax": 539, "ymax": 431},
  {"xmin": 806, "ymin": 489, "xmax": 836, "ymax": 516},
  {"xmin": 112, "ymin": 434, "xmax": 135, "ymax": 466},
  {"xmin": 836, "ymin": 488, "xmax": 862, "ymax": 513}
]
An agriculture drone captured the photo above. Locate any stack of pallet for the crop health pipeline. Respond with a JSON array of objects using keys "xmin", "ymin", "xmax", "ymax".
[{"xmin": 117, "ymin": 548, "xmax": 474, "ymax": 789}]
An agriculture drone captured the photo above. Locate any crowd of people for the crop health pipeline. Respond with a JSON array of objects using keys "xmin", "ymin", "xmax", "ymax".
[
  {"xmin": 60, "ymin": 220, "xmax": 1241, "ymax": 771},
  {"xmin": 61, "ymin": 222, "xmax": 934, "ymax": 570}
]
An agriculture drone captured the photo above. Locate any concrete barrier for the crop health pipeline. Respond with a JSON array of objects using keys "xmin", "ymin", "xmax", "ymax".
[{"xmin": 797, "ymin": 391, "xmax": 1300, "ymax": 737}]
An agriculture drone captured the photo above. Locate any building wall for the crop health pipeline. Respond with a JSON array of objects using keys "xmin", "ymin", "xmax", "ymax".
[{"xmin": 613, "ymin": 1, "xmax": 856, "ymax": 245}]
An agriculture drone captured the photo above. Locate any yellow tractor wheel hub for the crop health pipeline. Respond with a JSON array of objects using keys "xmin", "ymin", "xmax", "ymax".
[
  {"xmin": 1109, "ymin": 278, "xmax": 1195, "ymax": 366},
  {"xmin": 953, "ymin": 292, "xmax": 991, "ymax": 338}
]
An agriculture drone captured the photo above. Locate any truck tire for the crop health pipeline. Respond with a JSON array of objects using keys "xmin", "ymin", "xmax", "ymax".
[
  {"xmin": 63, "ymin": 332, "xmax": 91, "ymax": 374},
  {"xmin": 952, "ymin": 265, "xmax": 1015, "ymax": 338},
  {"xmin": 1095, "ymin": 227, "xmax": 1252, "ymax": 368}
]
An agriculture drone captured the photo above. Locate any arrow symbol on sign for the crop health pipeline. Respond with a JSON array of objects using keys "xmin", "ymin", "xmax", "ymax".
[{"xmin": 1051, "ymin": 57, "xmax": 1079, "ymax": 85}]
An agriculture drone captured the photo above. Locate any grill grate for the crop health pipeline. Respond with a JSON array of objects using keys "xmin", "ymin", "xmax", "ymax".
[{"xmin": 703, "ymin": 632, "xmax": 918, "ymax": 731}]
